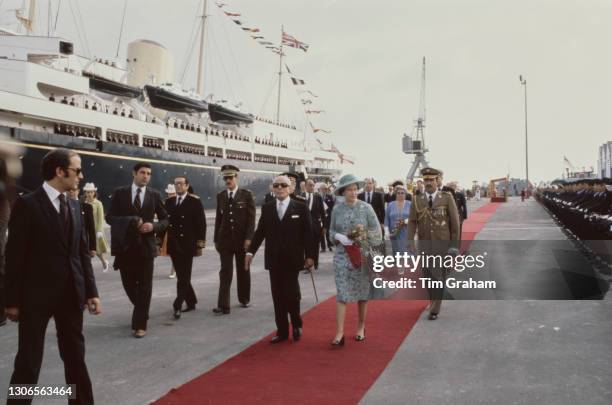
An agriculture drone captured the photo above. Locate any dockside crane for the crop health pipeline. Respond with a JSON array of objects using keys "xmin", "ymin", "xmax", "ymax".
[{"xmin": 403, "ymin": 57, "xmax": 430, "ymax": 181}]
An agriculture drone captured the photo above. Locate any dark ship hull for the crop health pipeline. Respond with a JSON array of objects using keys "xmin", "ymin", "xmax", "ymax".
[
  {"xmin": 144, "ymin": 85, "xmax": 208, "ymax": 113},
  {"xmin": 208, "ymin": 103, "xmax": 254, "ymax": 124},
  {"xmin": 1, "ymin": 126, "xmax": 339, "ymax": 209}
]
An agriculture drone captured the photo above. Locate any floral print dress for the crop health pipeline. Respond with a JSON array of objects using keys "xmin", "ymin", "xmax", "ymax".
[{"xmin": 330, "ymin": 199, "xmax": 382, "ymax": 302}]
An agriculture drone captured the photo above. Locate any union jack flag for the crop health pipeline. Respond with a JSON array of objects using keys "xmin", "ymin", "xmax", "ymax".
[{"xmin": 282, "ymin": 31, "xmax": 309, "ymax": 52}]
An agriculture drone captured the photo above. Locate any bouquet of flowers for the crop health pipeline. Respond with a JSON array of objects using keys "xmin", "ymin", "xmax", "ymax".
[
  {"xmin": 390, "ymin": 217, "xmax": 408, "ymax": 238},
  {"xmin": 345, "ymin": 224, "xmax": 366, "ymax": 270}
]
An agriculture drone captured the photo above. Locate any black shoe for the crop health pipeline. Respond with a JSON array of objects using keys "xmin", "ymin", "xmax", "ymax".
[
  {"xmin": 355, "ymin": 328, "xmax": 366, "ymax": 341},
  {"xmin": 331, "ymin": 336, "xmax": 345, "ymax": 347},
  {"xmin": 0, "ymin": 317, "xmax": 6, "ymax": 327},
  {"xmin": 328, "ymin": 247, "xmax": 333, "ymax": 252},
  {"xmin": 173, "ymin": 309, "xmax": 181, "ymax": 320},
  {"xmin": 181, "ymin": 305, "xmax": 196, "ymax": 313},
  {"xmin": 293, "ymin": 327, "xmax": 302, "ymax": 341},
  {"xmin": 239, "ymin": 303, "xmax": 250, "ymax": 308},
  {"xmin": 428, "ymin": 312, "xmax": 438, "ymax": 320},
  {"xmin": 212, "ymin": 307, "xmax": 230, "ymax": 315},
  {"xmin": 270, "ymin": 335, "xmax": 288, "ymax": 344}
]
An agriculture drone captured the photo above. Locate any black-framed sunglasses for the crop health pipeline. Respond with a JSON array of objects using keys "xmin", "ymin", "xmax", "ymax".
[
  {"xmin": 272, "ymin": 183, "xmax": 289, "ymax": 189},
  {"xmin": 66, "ymin": 167, "xmax": 83, "ymax": 176}
]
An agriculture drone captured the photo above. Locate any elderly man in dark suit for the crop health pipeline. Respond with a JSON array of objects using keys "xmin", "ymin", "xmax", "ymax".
[
  {"xmin": 245, "ymin": 175, "xmax": 315, "ymax": 343},
  {"xmin": 358, "ymin": 178, "xmax": 386, "ymax": 233},
  {"xmin": 4, "ymin": 148, "xmax": 101, "ymax": 405},
  {"xmin": 213, "ymin": 165, "xmax": 256, "ymax": 315},
  {"xmin": 107, "ymin": 161, "xmax": 168, "ymax": 338},
  {"xmin": 166, "ymin": 176, "xmax": 206, "ymax": 319}
]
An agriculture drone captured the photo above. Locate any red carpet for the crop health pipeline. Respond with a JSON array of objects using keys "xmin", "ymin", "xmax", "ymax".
[
  {"xmin": 153, "ymin": 298, "xmax": 427, "ymax": 405},
  {"xmin": 153, "ymin": 202, "xmax": 500, "ymax": 405}
]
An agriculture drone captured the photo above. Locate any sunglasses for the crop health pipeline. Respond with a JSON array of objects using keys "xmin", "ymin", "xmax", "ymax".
[
  {"xmin": 273, "ymin": 183, "xmax": 289, "ymax": 189},
  {"xmin": 66, "ymin": 167, "xmax": 83, "ymax": 176}
]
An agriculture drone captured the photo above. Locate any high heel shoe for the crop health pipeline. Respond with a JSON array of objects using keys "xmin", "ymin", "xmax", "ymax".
[
  {"xmin": 355, "ymin": 328, "xmax": 366, "ymax": 342},
  {"xmin": 331, "ymin": 336, "xmax": 345, "ymax": 347}
]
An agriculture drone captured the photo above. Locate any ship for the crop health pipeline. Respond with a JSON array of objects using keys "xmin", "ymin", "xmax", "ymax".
[{"xmin": 0, "ymin": 0, "xmax": 348, "ymax": 208}]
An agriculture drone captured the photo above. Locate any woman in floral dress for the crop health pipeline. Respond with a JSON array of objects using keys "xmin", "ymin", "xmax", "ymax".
[{"xmin": 329, "ymin": 174, "xmax": 382, "ymax": 346}]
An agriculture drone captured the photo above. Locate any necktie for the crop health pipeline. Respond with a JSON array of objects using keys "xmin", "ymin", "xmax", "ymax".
[
  {"xmin": 307, "ymin": 193, "xmax": 312, "ymax": 209},
  {"xmin": 176, "ymin": 195, "xmax": 182, "ymax": 206},
  {"xmin": 134, "ymin": 188, "xmax": 142, "ymax": 211},
  {"xmin": 428, "ymin": 195, "xmax": 433, "ymax": 209},
  {"xmin": 229, "ymin": 191, "xmax": 234, "ymax": 204},
  {"xmin": 58, "ymin": 194, "xmax": 69, "ymax": 232},
  {"xmin": 367, "ymin": 192, "xmax": 371, "ymax": 204},
  {"xmin": 277, "ymin": 201, "xmax": 284, "ymax": 220}
]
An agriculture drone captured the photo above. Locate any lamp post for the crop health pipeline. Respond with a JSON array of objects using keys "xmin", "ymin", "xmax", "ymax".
[{"xmin": 519, "ymin": 75, "xmax": 529, "ymax": 188}]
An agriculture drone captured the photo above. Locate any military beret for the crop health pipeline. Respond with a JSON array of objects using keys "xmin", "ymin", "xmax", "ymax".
[{"xmin": 221, "ymin": 165, "xmax": 240, "ymax": 177}]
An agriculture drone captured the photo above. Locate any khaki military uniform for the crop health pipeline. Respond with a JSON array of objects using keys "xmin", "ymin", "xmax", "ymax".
[{"xmin": 407, "ymin": 189, "xmax": 460, "ymax": 314}]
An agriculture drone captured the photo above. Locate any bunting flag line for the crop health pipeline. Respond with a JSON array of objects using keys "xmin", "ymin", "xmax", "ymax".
[
  {"xmin": 306, "ymin": 110, "xmax": 325, "ymax": 114},
  {"xmin": 282, "ymin": 30, "xmax": 309, "ymax": 52},
  {"xmin": 301, "ymin": 99, "xmax": 313, "ymax": 105},
  {"xmin": 224, "ymin": 11, "xmax": 241, "ymax": 16},
  {"xmin": 291, "ymin": 77, "xmax": 306, "ymax": 85},
  {"xmin": 309, "ymin": 122, "xmax": 331, "ymax": 134},
  {"xmin": 298, "ymin": 89, "xmax": 318, "ymax": 98}
]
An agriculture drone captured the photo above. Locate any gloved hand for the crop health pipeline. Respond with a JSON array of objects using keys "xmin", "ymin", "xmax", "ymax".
[
  {"xmin": 335, "ymin": 233, "xmax": 353, "ymax": 246},
  {"xmin": 96, "ymin": 231, "xmax": 103, "ymax": 238}
]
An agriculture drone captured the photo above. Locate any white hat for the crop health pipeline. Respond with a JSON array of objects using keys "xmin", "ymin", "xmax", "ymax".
[
  {"xmin": 165, "ymin": 184, "xmax": 176, "ymax": 194},
  {"xmin": 83, "ymin": 182, "xmax": 97, "ymax": 191}
]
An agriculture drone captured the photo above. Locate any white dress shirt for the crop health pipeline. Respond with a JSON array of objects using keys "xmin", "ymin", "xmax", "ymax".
[
  {"xmin": 43, "ymin": 181, "xmax": 65, "ymax": 213},
  {"xmin": 176, "ymin": 192, "xmax": 187, "ymax": 206},
  {"xmin": 131, "ymin": 183, "xmax": 146, "ymax": 205},
  {"xmin": 426, "ymin": 190, "xmax": 438, "ymax": 206},
  {"xmin": 227, "ymin": 186, "xmax": 238, "ymax": 199},
  {"xmin": 306, "ymin": 192, "xmax": 314, "ymax": 210},
  {"xmin": 277, "ymin": 197, "xmax": 289, "ymax": 219}
]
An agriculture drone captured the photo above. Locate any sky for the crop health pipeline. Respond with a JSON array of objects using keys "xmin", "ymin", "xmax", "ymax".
[{"xmin": 2, "ymin": 0, "xmax": 611, "ymax": 188}]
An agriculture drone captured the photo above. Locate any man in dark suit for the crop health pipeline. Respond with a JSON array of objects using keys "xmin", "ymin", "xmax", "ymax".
[
  {"xmin": 443, "ymin": 181, "xmax": 468, "ymax": 238},
  {"xmin": 166, "ymin": 176, "xmax": 206, "ymax": 319},
  {"xmin": 263, "ymin": 184, "xmax": 275, "ymax": 204},
  {"xmin": 213, "ymin": 165, "xmax": 255, "ymax": 315},
  {"xmin": 166, "ymin": 177, "xmax": 206, "ymax": 319},
  {"xmin": 107, "ymin": 162, "xmax": 168, "ymax": 338},
  {"xmin": 319, "ymin": 183, "xmax": 335, "ymax": 252},
  {"xmin": 358, "ymin": 178, "xmax": 386, "ymax": 232},
  {"xmin": 4, "ymin": 148, "xmax": 101, "ymax": 405},
  {"xmin": 304, "ymin": 179, "xmax": 325, "ymax": 269},
  {"xmin": 246, "ymin": 175, "xmax": 315, "ymax": 343}
]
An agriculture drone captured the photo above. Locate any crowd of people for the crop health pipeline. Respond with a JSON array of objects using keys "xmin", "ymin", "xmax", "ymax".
[
  {"xmin": 0, "ymin": 146, "xmax": 472, "ymax": 404},
  {"xmin": 536, "ymin": 178, "xmax": 612, "ymax": 266}
]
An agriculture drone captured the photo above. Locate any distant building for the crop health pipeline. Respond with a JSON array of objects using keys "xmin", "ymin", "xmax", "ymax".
[{"xmin": 598, "ymin": 141, "xmax": 612, "ymax": 178}]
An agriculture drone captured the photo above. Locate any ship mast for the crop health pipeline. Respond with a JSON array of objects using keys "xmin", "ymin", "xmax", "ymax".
[
  {"xmin": 196, "ymin": 0, "xmax": 208, "ymax": 97},
  {"xmin": 276, "ymin": 25, "xmax": 284, "ymax": 122}
]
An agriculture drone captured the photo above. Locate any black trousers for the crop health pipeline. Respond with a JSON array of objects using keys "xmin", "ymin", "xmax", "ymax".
[
  {"xmin": 269, "ymin": 268, "xmax": 302, "ymax": 338},
  {"xmin": 217, "ymin": 243, "xmax": 250, "ymax": 309},
  {"xmin": 170, "ymin": 253, "xmax": 197, "ymax": 311},
  {"xmin": 321, "ymin": 220, "xmax": 332, "ymax": 250},
  {"xmin": 119, "ymin": 257, "xmax": 154, "ymax": 330},
  {"xmin": 8, "ymin": 284, "xmax": 93, "ymax": 405}
]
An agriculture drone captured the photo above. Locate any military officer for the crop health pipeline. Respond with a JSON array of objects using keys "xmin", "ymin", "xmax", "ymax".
[
  {"xmin": 165, "ymin": 176, "xmax": 206, "ymax": 319},
  {"xmin": 407, "ymin": 167, "xmax": 460, "ymax": 320},
  {"xmin": 282, "ymin": 172, "xmax": 307, "ymax": 203},
  {"xmin": 213, "ymin": 165, "xmax": 256, "ymax": 314}
]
